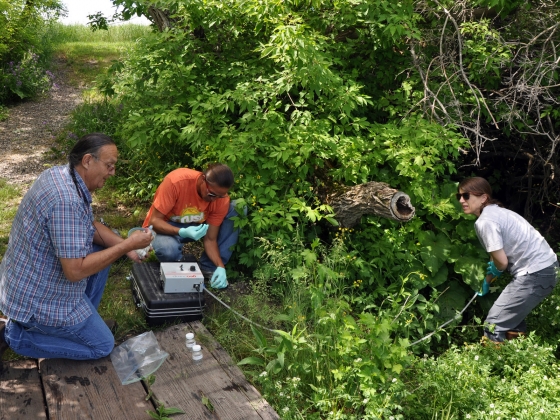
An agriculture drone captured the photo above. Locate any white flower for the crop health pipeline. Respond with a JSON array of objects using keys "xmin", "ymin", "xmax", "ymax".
[
  {"xmin": 354, "ymin": 358, "xmax": 362, "ymax": 363},
  {"xmin": 283, "ymin": 407, "xmax": 289, "ymax": 413},
  {"xmin": 544, "ymin": 375, "xmax": 548, "ymax": 380},
  {"xmin": 363, "ymin": 398, "xmax": 369, "ymax": 404},
  {"xmin": 489, "ymin": 403, "xmax": 494, "ymax": 408},
  {"xmin": 392, "ymin": 378, "xmax": 397, "ymax": 383},
  {"xmin": 259, "ymin": 371, "xmax": 268, "ymax": 377},
  {"xmin": 475, "ymin": 355, "xmax": 479, "ymax": 361},
  {"xmin": 466, "ymin": 415, "xmax": 471, "ymax": 419}
]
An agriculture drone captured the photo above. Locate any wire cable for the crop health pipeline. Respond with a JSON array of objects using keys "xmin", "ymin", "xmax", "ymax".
[
  {"xmin": 408, "ymin": 291, "xmax": 479, "ymax": 347},
  {"xmin": 204, "ymin": 286, "xmax": 480, "ymax": 346},
  {"xmin": 204, "ymin": 287, "xmax": 279, "ymax": 334}
]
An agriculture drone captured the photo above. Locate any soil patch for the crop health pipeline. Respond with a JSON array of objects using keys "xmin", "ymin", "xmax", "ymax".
[{"xmin": 0, "ymin": 57, "xmax": 83, "ymax": 188}]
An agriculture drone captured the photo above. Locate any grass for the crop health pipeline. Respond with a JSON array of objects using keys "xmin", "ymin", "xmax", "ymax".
[
  {"xmin": 47, "ymin": 23, "xmax": 152, "ymax": 88},
  {"xmin": 55, "ymin": 42, "xmax": 129, "ymax": 87},
  {"xmin": 0, "ymin": 180, "xmax": 21, "ymax": 259},
  {"xmin": 0, "ymin": 105, "xmax": 8, "ymax": 122},
  {"xmin": 47, "ymin": 23, "xmax": 152, "ymax": 44}
]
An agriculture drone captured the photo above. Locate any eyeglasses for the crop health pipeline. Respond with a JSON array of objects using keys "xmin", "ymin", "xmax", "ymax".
[
  {"xmin": 92, "ymin": 154, "xmax": 116, "ymax": 172},
  {"xmin": 456, "ymin": 192, "xmax": 473, "ymax": 201},
  {"xmin": 204, "ymin": 178, "xmax": 227, "ymax": 199}
]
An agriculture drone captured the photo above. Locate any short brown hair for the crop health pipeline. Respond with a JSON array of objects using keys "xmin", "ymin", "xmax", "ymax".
[{"xmin": 458, "ymin": 177, "xmax": 503, "ymax": 210}]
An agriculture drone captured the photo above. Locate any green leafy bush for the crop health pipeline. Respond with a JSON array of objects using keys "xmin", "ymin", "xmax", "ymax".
[
  {"xmin": 401, "ymin": 336, "xmax": 560, "ymax": 419},
  {"xmin": 237, "ymin": 236, "xmax": 412, "ymax": 419},
  {"xmin": 0, "ymin": 51, "xmax": 53, "ymax": 102},
  {"xmin": 0, "ymin": 0, "xmax": 63, "ymax": 104}
]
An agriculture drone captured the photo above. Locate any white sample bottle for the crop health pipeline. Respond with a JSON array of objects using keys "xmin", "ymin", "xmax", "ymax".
[
  {"xmin": 185, "ymin": 333, "xmax": 196, "ymax": 351},
  {"xmin": 192, "ymin": 344, "xmax": 203, "ymax": 364}
]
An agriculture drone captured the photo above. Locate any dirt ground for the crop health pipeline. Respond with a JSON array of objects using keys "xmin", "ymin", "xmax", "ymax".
[{"xmin": 0, "ymin": 58, "xmax": 83, "ymax": 188}]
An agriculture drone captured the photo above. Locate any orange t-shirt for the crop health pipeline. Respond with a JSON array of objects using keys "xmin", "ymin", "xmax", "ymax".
[{"xmin": 143, "ymin": 168, "xmax": 230, "ymax": 228}]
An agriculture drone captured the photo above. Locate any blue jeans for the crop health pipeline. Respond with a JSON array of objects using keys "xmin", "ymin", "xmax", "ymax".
[
  {"xmin": 4, "ymin": 245, "xmax": 114, "ymax": 360},
  {"xmin": 484, "ymin": 261, "xmax": 559, "ymax": 342},
  {"xmin": 152, "ymin": 200, "xmax": 245, "ymax": 272}
]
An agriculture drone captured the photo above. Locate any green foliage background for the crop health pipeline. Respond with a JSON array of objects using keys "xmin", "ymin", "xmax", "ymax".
[
  {"xmin": 3, "ymin": 0, "xmax": 560, "ymax": 417},
  {"xmin": 97, "ymin": 0, "xmax": 492, "ymax": 296},
  {"xmin": 82, "ymin": 1, "xmax": 560, "ymax": 417},
  {"xmin": 0, "ymin": 0, "xmax": 64, "ymax": 103}
]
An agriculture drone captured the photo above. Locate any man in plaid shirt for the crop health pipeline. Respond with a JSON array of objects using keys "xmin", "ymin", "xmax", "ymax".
[{"xmin": 0, "ymin": 133, "xmax": 153, "ymax": 360}]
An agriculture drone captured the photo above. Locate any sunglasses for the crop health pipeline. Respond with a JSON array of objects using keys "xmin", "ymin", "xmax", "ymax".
[
  {"xmin": 456, "ymin": 192, "xmax": 474, "ymax": 201},
  {"xmin": 204, "ymin": 178, "xmax": 227, "ymax": 199}
]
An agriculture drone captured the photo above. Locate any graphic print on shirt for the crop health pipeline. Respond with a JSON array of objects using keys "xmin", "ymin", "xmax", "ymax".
[{"xmin": 169, "ymin": 206, "xmax": 206, "ymax": 224}]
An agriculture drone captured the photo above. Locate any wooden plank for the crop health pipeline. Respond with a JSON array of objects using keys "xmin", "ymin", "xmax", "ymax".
[
  {"xmin": 190, "ymin": 322, "xmax": 280, "ymax": 420},
  {"xmin": 0, "ymin": 360, "xmax": 46, "ymax": 420},
  {"xmin": 152, "ymin": 323, "xmax": 279, "ymax": 420},
  {"xmin": 40, "ymin": 356, "xmax": 154, "ymax": 420}
]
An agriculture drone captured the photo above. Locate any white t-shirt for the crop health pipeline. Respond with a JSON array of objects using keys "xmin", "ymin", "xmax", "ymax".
[{"xmin": 475, "ymin": 205, "xmax": 557, "ymax": 276}]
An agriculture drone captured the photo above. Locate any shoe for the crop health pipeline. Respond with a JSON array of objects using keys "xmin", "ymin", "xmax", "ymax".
[
  {"xmin": 0, "ymin": 319, "xmax": 9, "ymax": 360},
  {"xmin": 481, "ymin": 336, "xmax": 502, "ymax": 348},
  {"xmin": 506, "ymin": 331, "xmax": 526, "ymax": 340}
]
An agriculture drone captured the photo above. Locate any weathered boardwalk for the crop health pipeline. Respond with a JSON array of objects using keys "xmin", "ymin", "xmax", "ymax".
[{"xmin": 0, "ymin": 321, "xmax": 279, "ymax": 420}]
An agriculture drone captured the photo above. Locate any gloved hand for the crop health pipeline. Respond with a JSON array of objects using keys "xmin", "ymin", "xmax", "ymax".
[
  {"xmin": 487, "ymin": 261, "xmax": 503, "ymax": 277},
  {"xmin": 210, "ymin": 267, "xmax": 228, "ymax": 289},
  {"xmin": 178, "ymin": 224, "xmax": 209, "ymax": 240},
  {"xmin": 478, "ymin": 279, "xmax": 490, "ymax": 296}
]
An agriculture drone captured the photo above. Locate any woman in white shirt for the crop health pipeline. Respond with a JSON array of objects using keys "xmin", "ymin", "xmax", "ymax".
[{"xmin": 457, "ymin": 177, "xmax": 558, "ymax": 342}]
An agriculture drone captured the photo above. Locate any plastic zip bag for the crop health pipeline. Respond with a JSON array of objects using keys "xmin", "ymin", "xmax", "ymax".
[
  {"xmin": 128, "ymin": 226, "xmax": 156, "ymax": 259},
  {"xmin": 110, "ymin": 331, "xmax": 168, "ymax": 385}
]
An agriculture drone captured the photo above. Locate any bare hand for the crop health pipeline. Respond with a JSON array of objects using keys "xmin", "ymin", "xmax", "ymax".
[
  {"xmin": 128, "ymin": 228, "xmax": 153, "ymax": 250},
  {"xmin": 127, "ymin": 249, "xmax": 143, "ymax": 263}
]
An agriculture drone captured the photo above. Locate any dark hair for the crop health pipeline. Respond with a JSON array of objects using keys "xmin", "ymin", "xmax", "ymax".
[
  {"xmin": 68, "ymin": 133, "xmax": 115, "ymax": 168},
  {"xmin": 204, "ymin": 163, "xmax": 234, "ymax": 188},
  {"xmin": 458, "ymin": 177, "xmax": 503, "ymax": 211}
]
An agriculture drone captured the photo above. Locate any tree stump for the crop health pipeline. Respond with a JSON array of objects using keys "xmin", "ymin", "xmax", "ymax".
[{"xmin": 327, "ymin": 182, "xmax": 415, "ymax": 227}]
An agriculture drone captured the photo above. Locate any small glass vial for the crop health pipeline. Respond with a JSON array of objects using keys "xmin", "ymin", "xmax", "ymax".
[
  {"xmin": 192, "ymin": 344, "xmax": 203, "ymax": 364},
  {"xmin": 185, "ymin": 333, "xmax": 196, "ymax": 351}
]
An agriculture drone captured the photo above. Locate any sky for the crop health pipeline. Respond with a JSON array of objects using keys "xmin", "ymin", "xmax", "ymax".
[{"xmin": 59, "ymin": 0, "xmax": 150, "ymax": 25}]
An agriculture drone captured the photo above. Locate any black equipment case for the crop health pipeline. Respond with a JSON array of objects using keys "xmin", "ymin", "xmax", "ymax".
[{"xmin": 130, "ymin": 262, "xmax": 205, "ymax": 326}]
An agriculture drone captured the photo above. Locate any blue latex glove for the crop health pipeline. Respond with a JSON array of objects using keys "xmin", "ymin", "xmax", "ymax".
[
  {"xmin": 487, "ymin": 261, "xmax": 503, "ymax": 277},
  {"xmin": 478, "ymin": 279, "xmax": 490, "ymax": 296},
  {"xmin": 210, "ymin": 267, "xmax": 228, "ymax": 289},
  {"xmin": 178, "ymin": 224, "xmax": 209, "ymax": 240}
]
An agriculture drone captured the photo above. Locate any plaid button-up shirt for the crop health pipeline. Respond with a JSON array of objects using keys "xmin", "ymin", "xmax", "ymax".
[{"xmin": 0, "ymin": 165, "xmax": 96, "ymax": 326}]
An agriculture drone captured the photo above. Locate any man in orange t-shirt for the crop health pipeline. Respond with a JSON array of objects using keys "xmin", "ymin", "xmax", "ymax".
[{"xmin": 143, "ymin": 164, "xmax": 242, "ymax": 289}]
